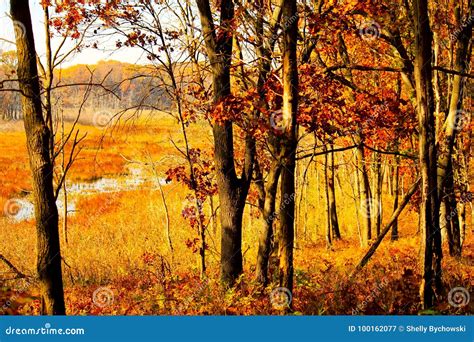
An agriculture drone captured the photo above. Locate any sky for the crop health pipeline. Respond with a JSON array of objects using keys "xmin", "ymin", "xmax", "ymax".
[{"xmin": 0, "ymin": 0, "xmax": 145, "ymax": 66}]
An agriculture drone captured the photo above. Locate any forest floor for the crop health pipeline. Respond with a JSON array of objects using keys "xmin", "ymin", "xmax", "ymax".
[{"xmin": 0, "ymin": 113, "xmax": 472, "ymax": 315}]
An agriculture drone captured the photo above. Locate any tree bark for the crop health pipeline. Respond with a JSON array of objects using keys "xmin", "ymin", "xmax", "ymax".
[
  {"xmin": 372, "ymin": 152, "xmax": 383, "ymax": 236},
  {"xmin": 357, "ymin": 141, "xmax": 372, "ymax": 246},
  {"xmin": 436, "ymin": 2, "xmax": 472, "ymax": 257},
  {"xmin": 278, "ymin": 0, "xmax": 298, "ymax": 294},
  {"xmin": 11, "ymin": 0, "xmax": 66, "ymax": 315},
  {"xmin": 253, "ymin": 0, "xmax": 284, "ymax": 286},
  {"xmin": 329, "ymin": 144, "xmax": 341, "ymax": 239},
  {"xmin": 195, "ymin": 0, "xmax": 254, "ymax": 286},
  {"xmin": 324, "ymin": 148, "xmax": 332, "ymax": 247},
  {"xmin": 391, "ymin": 153, "xmax": 400, "ymax": 241},
  {"xmin": 255, "ymin": 163, "xmax": 281, "ymax": 285},
  {"xmin": 413, "ymin": 0, "xmax": 442, "ymax": 309}
]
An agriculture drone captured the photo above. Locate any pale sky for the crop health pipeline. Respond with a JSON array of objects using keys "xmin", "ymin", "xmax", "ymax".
[{"xmin": 0, "ymin": 0, "xmax": 146, "ymax": 66}]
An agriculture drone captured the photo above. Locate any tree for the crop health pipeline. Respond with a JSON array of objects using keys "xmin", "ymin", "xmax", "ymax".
[
  {"xmin": 195, "ymin": 0, "xmax": 255, "ymax": 286},
  {"xmin": 252, "ymin": 0, "xmax": 284, "ymax": 286},
  {"xmin": 436, "ymin": 1, "xmax": 472, "ymax": 257},
  {"xmin": 328, "ymin": 142, "xmax": 341, "ymax": 240},
  {"xmin": 10, "ymin": 0, "xmax": 66, "ymax": 315},
  {"xmin": 278, "ymin": 0, "xmax": 298, "ymax": 294},
  {"xmin": 412, "ymin": 0, "xmax": 442, "ymax": 309}
]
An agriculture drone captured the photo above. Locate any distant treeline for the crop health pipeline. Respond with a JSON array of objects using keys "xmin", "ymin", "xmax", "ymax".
[{"xmin": 0, "ymin": 58, "xmax": 174, "ymax": 121}]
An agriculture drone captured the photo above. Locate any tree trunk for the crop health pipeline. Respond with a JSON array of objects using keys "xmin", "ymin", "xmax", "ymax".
[
  {"xmin": 357, "ymin": 142, "xmax": 372, "ymax": 246},
  {"xmin": 443, "ymin": 159, "xmax": 461, "ymax": 257},
  {"xmin": 436, "ymin": 2, "xmax": 471, "ymax": 257},
  {"xmin": 195, "ymin": 0, "xmax": 254, "ymax": 286},
  {"xmin": 256, "ymin": 163, "xmax": 281, "ymax": 285},
  {"xmin": 391, "ymin": 153, "xmax": 400, "ymax": 241},
  {"xmin": 324, "ymin": 148, "xmax": 332, "ymax": 247},
  {"xmin": 278, "ymin": 0, "xmax": 298, "ymax": 294},
  {"xmin": 329, "ymin": 144, "xmax": 341, "ymax": 239},
  {"xmin": 413, "ymin": 0, "xmax": 442, "ymax": 309},
  {"xmin": 253, "ymin": 0, "xmax": 284, "ymax": 286},
  {"xmin": 11, "ymin": 0, "xmax": 66, "ymax": 315},
  {"xmin": 372, "ymin": 152, "xmax": 383, "ymax": 236},
  {"xmin": 353, "ymin": 178, "xmax": 421, "ymax": 273}
]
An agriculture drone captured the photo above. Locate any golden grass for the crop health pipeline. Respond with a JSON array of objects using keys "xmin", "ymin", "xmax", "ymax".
[{"xmin": 0, "ymin": 113, "xmax": 472, "ymax": 315}]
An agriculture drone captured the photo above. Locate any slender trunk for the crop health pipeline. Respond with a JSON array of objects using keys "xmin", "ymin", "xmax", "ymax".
[
  {"xmin": 324, "ymin": 148, "xmax": 332, "ymax": 247},
  {"xmin": 391, "ymin": 153, "xmax": 400, "ymax": 241},
  {"xmin": 11, "ymin": 0, "xmax": 66, "ymax": 315},
  {"xmin": 357, "ymin": 142, "xmax": 372, "ymax": 246},
  {"xmin": 254, "ymin": 0, "xmax": 284, "ymax": 286},
  {"xmin": 372, "ymin": 152, "xmax": 383, "ymax": 236},
  {"xmin": 43, "ymin": 5, "xmax": 54, "ymax": 163},
  {"xmin": 210, "ymin": 197, "xmax": 217, "ymax": 235},
  {"xmin": 256, "ymin": 164, "xmax": 281, "ymax": 285},
  {"xmin": 436, "ymin": 2, "xmax": 472, "ymax": 257},
  {"xmin": 329, "ymin": 144, "xmax": 341, "ymax": 239},
  {"xmin": 156, "ymin": 173, "xmax": 174, "ymax": 255},
  {"xmin": 413, "ymin": 0, "xmax": 442, "ymax": 309},
  {"xmin": 353, "ymin": 178, "xmax": 421, "ymax": 273},
  {"xmin": 443, "ymin": 159, "xmax": 461, "ymax": 257},
  {"xmin": 61, "ymin": 111, "xmax": 68, "ymax": 244},
  {"xmin": 348, "ymin": 163, "xmax": 363, "ymax": 247},
  {"xmin": 433, "ymin": 32, "xmax": 442, "ymax": 141},
  {"xmin": 278, "ymin": 0, "xmax": 298, "ymax": 294}
]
